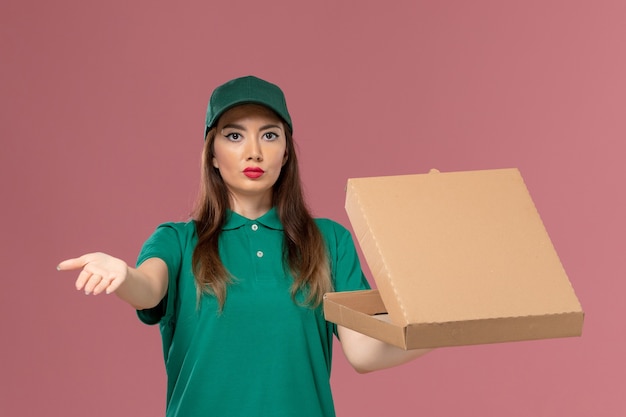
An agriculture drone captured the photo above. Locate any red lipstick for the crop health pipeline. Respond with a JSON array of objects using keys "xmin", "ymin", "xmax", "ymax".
[{"xmin": 243, "ymin": 167, "xmax": 264, "ymax": 179}]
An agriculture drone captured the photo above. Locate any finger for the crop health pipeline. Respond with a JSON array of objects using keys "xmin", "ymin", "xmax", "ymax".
[
  {"xmin": 83, "ymin": 274, "xmax": 103, "ymax": 295},
  {"xmin": 75, "ymin": 270, "xmax": 92, "ymax": 291},
  {"xmin": 92, "ymin": 276, "xmax": 114, "ymax": 295},
  {"xmin": 104, "ymin": 276, "xmax": 123, "ymax": 295}
]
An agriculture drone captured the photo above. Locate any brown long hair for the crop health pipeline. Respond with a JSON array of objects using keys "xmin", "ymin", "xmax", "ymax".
[{"xmin": 191, "ymin": 127, "xmax": 332, "ymax": 310}]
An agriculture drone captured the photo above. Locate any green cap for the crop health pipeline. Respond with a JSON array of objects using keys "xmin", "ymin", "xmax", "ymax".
[{"xmin": 204, "ymin": 75, "xmax": 293, "ymax": 138}]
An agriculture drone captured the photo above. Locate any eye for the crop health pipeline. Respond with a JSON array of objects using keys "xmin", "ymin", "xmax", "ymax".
[
  {"xmin": 224, "ymin": 132, "xmax": 242, "ymax": 141},
  {"xmin": 263, "ymin": 132, "xmax": 279, "ymax": 141}
]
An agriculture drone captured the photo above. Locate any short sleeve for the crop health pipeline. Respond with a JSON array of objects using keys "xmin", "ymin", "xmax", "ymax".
[
  {"xmin": 135, "ymin": 223, "xmax": 187, "ymax": 325},
  {"xmin": 315, "ymin": 218, "xmax": 370, "ymax": 292},
  {"xmin": 316, "ymin": 218, "xmax": 370, "ymax": 338}
]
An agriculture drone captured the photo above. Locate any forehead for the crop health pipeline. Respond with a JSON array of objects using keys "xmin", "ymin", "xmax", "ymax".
[{"xmin": 218, "ymin": 104, "xmax": 283, "ymax": 127}]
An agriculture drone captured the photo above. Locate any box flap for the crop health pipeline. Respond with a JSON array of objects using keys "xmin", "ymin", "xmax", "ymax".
[
  {"xmin": 345, "ymin": 168, "xmax": 583, "ymax": 327},
  {"xmin": 323, "ymin": 290, "xmax": 410, "ymax": 348}
]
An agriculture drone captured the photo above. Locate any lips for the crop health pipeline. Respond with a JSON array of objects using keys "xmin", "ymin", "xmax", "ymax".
[{"xmin": 243, "ymin": 167, "xmax": 264, "ymax": 179}]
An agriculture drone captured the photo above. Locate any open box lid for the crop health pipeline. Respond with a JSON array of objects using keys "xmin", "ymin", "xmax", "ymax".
[{"xmin": 345, "ymin": 168, "xmax": 583, "ymax": 329}]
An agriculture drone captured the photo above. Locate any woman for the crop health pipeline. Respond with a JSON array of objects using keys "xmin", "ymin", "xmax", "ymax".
[{"xmin": 58, "ymin": 76, "xmax": 429, "ymax": 417}]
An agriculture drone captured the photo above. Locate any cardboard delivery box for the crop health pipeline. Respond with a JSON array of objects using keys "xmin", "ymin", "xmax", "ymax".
[{"xmin": 324, "ymin": 168, "xmax": 584, "ymax": 350}]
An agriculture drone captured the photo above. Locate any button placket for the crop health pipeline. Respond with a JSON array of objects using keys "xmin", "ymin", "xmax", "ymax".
[
  {"xmin": 246, "ymin": 221, "xmax": 282, "ymax": 284},
  {"xmin": 250, "ymin": 223, "xmax": 263, "ymax": 258}
]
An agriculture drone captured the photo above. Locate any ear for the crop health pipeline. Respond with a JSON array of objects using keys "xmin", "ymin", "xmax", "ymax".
[
  {"xmin": 282, "ymin": 151, "xmax": 288, "ymax": 166},
  {"xmin": 212, "ymin": 157, "xmax": 219, "ymax": 169}
]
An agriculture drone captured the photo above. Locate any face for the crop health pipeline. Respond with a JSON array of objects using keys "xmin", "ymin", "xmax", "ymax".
[{"xmin": 212, "ymin": 104, "xmax": 288, "ymax": 207}]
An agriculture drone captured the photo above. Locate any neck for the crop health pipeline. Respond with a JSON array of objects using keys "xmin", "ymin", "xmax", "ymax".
[{"xmin": 228, "ymin": 192, "xmax": 273, "ymax": 219}]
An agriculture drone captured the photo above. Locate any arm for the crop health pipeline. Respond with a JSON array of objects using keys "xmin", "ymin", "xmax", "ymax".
[
  {"xmin": 324, "ymin": 223, "xmax": 431, "ymax": 372},
  {"xmin": 57, "ymin": 252, "xmax": 168, "ymax": 310},
  {"xmin": 338, "ymin": 325, "xmax": 432, "ymax": 374}
]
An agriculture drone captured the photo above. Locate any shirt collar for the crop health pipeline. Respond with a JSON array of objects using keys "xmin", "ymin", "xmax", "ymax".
[{"xmin": 222, "ymin": 207, "xmax": 284, "ymax": 231}]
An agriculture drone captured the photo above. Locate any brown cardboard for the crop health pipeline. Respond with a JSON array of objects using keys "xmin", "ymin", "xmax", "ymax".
[{"xmin": 324, "ymin": 168, "xmax": 584, "ymax": 349}]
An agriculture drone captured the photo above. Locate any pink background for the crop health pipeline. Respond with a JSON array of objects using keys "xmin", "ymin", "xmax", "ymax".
[{"xmin": 2, "ymin": 1, "xmax": 624, "ymax": 416}]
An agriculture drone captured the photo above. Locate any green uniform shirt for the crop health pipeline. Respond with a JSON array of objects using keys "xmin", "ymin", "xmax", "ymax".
[{"xmin": 137, "ymin": 208, "xmax": 370, "ymax": 417}]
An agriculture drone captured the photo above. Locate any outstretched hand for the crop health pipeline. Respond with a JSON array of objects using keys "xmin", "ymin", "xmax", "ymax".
[{"xmin": 57, "ymin": 252, "xmax": 129, "ymax": 295}]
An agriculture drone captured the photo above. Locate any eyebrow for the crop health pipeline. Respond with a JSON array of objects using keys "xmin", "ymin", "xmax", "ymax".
[
  {"xmin": 221, "ymin": 123, "xmax": 283, "ymax": 131},
  {"xmin": 260, "ymin": 124, "xmax": 283, "ymax": 131}
]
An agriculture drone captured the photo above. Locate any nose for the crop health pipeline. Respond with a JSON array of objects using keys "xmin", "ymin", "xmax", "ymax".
[{"xmin": 246, "ymin": 138, "xmax": 263, "ymax": 161}]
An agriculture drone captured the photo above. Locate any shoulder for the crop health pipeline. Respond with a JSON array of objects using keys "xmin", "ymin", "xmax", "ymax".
[
  {"xmin": 153, "ymin": 220, "xmax": 197, "ymax": 237},
  {"xmin": 314, "ymin": 217, "xmax": 370, "ymax": 291},
  {"xmin": 314, "ymin": 218, "xmax": 354, "ymax": 249},
  {"xmin": 139, "ymin": 220, "xmax": 197, "ymax": 258},
  {"xmin": 314, "ymin": 217, "xmax": 350, "ymax": 237}
]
